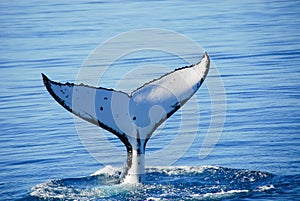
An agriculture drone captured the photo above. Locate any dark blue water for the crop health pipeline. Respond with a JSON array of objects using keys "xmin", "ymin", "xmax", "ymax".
[{"xmin": 1, "ymin": 1, "xmax": 300, "ymax": 200}]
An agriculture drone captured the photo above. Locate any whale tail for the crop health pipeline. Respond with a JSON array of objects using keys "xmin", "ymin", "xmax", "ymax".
[{"xmin": 42, "ymin": 52, "xmax": 210, "ymax": 183}]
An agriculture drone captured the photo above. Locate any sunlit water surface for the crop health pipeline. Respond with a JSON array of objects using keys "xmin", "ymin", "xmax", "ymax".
[{"xmin": 1, "ymin": 1, "xmax": 299, "ymax": 200}]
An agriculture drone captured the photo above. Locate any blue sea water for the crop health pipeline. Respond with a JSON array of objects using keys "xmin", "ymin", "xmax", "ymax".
[{"xmin": 1, "ymin": 0, "xmax": 300, "ymax": 200}]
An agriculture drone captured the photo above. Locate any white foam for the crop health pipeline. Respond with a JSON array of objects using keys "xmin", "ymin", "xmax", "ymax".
[
  {"xmin": 91, "ymin": 165, "xmax": 120, "ymax": 176},
  {"xmin": 200, "ymin": 189, "xmax": 249, "ymax": 199},
  {"xmin": 255, "ymin": 184, "xmax": 275, "ymax": 192},
  {"xmin": 146, "ymin": 197, "xmax": 161, "ymax": 201},
  {"xmin": 30, "ymin": 181, "xmax": 69, "ymax": 199},
  {"xmin": 146, "ymin": 165, "xmax": 220, "ymax": 175}
]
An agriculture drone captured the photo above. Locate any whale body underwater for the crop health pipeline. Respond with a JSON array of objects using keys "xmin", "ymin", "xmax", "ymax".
[{"xmin": 42, "ymin": 52, "xmax": 210, "ymax": 184}]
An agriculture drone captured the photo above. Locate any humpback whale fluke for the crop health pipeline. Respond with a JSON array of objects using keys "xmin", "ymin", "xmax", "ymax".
[{"xmin": 42, "ymin": 52, "xmax": 210, "ymax": 184}]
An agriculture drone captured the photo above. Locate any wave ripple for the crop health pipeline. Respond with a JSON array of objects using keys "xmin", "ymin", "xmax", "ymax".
[{"xmin": 28, "ymin": 166, "xmax": 275, "ymax": 201}]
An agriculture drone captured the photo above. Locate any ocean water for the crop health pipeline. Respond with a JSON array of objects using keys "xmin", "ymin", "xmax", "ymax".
[{"xmin": 1, "ymin": 0, "xmax": 300, "ymax": 200}]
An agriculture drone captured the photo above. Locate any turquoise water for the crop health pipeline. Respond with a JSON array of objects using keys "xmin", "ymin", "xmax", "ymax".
[{"xmin": 1, "ymin": 1, "xmax": 300, "ymax": 200}]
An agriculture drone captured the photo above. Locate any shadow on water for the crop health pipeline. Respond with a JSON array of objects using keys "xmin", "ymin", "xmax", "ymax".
[{"xmin": 20, "ymin": 166, "xmax": 292, "ymax": 201}]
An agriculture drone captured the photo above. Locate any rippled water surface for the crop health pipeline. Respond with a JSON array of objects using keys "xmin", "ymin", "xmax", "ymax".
[{"xmin": 1, "ymin": 1, "xmax": 300, "ymax": 200}]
